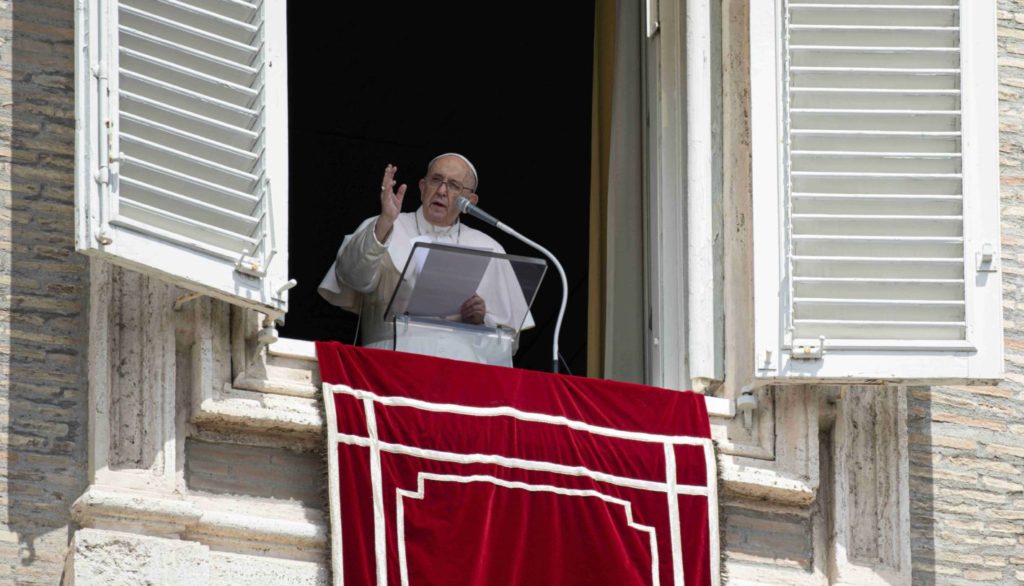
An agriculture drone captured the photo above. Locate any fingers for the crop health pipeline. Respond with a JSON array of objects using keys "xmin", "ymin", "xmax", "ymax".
[
  {"xmin": 461, "ymin": 308, "xmax": 483, "ymax": 324},
  {"xmin": 460, "ymin": 295, "xmax": 486, "ymax": 324},
  {"xmin": 380, "ymin": 164, "xmax": 405, "ymax": 223},
  {"xmin": 381, "ymin": 164, "xmax": 397, "ymax": 194}
]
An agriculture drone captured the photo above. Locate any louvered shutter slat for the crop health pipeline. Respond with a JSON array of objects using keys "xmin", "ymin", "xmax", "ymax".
[
  {"xmin": 118, "ymin": 199, "xmax": 259, "ymax": 252},
  {"xmin": 123, "ymin": 157, "xmax": 257, "ymax": 207},
  {"xmin": 121, "ymin": 27, "xmax": 260, "ymax": 82},
  {"xmin": 119, "ymin": 6, "xmax": 259, "ymax": 67},
  {"xmin": 120, "ymin": 131, "xmax": 260, "ymax": 185},
  {"xmin": 119, "ymin": 177, "xmax": 260, "ymax": 229},
  {"xmin": 129, "ymin": 0, "xmax": 260, "ymax": 44},
  {"xmin": 119, "ymin": 93, "xmax": 261, "ymax": 150},
  {"xmin": 120, "ymin": 70, "xmax": 260, "ymax": 121}
]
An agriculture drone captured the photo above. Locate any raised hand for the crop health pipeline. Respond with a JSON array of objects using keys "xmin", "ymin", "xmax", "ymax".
[
  {"xmin": 460, "ymin": 294, "xmax": 486, "ymax": 325},
  {"xmin": 374, "ymin": 164, "xmax": 407, "ymax": 243}
]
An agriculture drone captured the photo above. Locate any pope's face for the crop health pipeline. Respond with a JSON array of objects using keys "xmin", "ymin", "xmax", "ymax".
[{"xmin": 419, "ymin": 156, "xmax": 477, "ymax": 227}]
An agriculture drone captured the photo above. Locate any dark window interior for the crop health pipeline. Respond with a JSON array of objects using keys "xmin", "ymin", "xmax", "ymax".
[{"xmin": 283, "ymin": 3, "xmax": 595, "ymax": 374}]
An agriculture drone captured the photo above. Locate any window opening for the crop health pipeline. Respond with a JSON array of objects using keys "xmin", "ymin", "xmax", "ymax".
[{"xmin": 282, "ymin": 3, "xmax": 595, "ymax": 374}]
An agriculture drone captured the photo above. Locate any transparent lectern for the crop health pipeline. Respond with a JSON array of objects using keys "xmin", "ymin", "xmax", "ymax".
[{"xmin": 383, "ymin": 242, "xmax": 547, "ymax": 367}]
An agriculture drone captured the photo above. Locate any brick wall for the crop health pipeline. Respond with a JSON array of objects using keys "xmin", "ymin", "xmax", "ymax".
[
  {"xmin": 0, "ymin": 0, "xmax": 90, "ymax": 583},
  {"xmin": 907, "ymin": 4, "xmax": 1024, "ymax": 585}
]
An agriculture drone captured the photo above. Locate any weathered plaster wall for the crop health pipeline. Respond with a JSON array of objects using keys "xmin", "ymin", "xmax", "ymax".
[{"xmin": 0, "ymin": 0, "xmax": 90, "ymax": 583}]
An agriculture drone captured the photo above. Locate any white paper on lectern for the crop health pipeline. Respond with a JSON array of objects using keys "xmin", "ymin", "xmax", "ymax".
[{"xmin": 405, "ymin": 245, "xmax": 492, "ymax": 319}]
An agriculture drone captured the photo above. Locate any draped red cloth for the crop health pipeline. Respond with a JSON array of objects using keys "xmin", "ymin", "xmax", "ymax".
[{"xmin": 317, "ymin": 342, "xmax": 715, "ymax": 586}]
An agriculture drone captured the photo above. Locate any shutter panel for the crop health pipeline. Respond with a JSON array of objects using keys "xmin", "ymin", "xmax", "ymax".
[
  {"xmin": 76, "ymin": 0, "xmax": 291, "ymax": 316},
  {"xmin": 751, "ymin": 0, "xmax": 1002, "ymax": 382}
]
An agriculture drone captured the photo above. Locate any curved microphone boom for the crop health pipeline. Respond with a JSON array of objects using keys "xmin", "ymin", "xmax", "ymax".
[{"xmin": 456, "ymin": 196, "xmax": 568, "ymax": 373}]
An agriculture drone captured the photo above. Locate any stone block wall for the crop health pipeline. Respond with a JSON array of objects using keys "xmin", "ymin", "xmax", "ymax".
[
  {"xmin": 0, "ymin": 0, "xmax": 90, "ymax": 583},
  {"xmin": 185, "ymin": 439, "xmax": 322, "ymax": 508}
]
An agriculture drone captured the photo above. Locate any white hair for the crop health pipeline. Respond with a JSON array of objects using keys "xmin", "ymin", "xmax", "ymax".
[{"xmin": 427, "ymin": 153, "xmax": 479, "ymax": 190}]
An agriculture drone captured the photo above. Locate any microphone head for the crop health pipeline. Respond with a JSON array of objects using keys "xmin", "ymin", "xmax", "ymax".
[{"xmin": 455, "ymin": 196, "xmax": 471, "ymax": 213}]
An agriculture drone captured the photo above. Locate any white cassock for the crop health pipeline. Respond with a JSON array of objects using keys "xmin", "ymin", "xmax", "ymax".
[{"xmin": 318, "ymin": 206, "xmax": 535, "ymax": 349}]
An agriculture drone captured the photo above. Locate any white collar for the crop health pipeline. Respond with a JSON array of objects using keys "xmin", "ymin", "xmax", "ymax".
[{"xmin": 415, "ymin": 206, "xmax": 460, "ymax": 239}]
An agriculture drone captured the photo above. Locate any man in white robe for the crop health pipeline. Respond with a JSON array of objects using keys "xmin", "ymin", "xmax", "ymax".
[{"xmin": 318, "ymin": 154, "xmax": 534, "ymax": 354}]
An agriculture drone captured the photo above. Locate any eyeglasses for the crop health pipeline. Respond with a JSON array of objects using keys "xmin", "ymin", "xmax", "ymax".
[{"xmin": 426, "ymin": 175, "xmax": 468, "ymax": 196}]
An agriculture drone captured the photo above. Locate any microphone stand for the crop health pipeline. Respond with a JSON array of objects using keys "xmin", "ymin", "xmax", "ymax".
[{"xmin": 457, "ymin": 198, "xmax": 568, "ymax": 373}]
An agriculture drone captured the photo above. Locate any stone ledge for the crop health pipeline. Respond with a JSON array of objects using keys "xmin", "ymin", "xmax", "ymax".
[
  {"xmin": 72, "ymin": 486, "xmax": 199, "ymax": 534},
  {"xmin": 193, "ymin": 386, "xmax": 323, "ymax": 435},
  {"xmin": 259, "ymin": 338, "xmax": 738, "ymax": 418},
  {"xmin": 71, "ymin": 486, "xmax": 328, "ymax": 558},
  {"xmin": 720, "ymin": 461, "xmax": 816, "ymax": 506}
]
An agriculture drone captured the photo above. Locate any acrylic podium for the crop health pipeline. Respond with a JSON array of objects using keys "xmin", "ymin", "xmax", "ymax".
[{"xmin": 382, "ymin": 242, "xmax": 547, "ymax": 367}]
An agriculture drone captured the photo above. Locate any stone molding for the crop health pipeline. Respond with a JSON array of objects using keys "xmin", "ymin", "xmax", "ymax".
[
  {"xmin": 71, "ymin": 486, "xmax": 327, "ymax": 556},
  {"xmin": 83, "ymin": 262, "xmax": 328, "ymax": 568}
]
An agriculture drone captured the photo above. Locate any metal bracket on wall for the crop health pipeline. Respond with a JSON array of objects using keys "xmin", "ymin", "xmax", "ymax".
[{"xmin": 736, "ymin": 384, "xmax": 759, "ymax": 429}]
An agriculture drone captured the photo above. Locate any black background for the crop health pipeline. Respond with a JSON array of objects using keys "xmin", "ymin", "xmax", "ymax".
[{"xmin": 282, "ymin": 3, "xmax": 596, "ymax": 374}]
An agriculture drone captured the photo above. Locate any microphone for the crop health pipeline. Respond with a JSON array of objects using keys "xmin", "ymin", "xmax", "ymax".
[
  {"xmin": 455, "ymin": 196, "xmax": 569, "ymax": 374},
  {"xmin": 455, "ymin": 196, "xmax": 500, "ymax": 227}
]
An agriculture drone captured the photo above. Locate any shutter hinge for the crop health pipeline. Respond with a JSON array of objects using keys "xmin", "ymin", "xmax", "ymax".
[
  {"xmin": 790, "ymin": 336, "xmax": 826, "ymax": 360},
  {"xmin": 235, "ymin": 251, "xmax": 263, "ymax": 277},
  {"xmin": 92, "ymin": 97, "xmax": 121, "ymax": 184},
  {"xmin": 234, "ymin": 248, "xmax": 280, "ymax": 279}
]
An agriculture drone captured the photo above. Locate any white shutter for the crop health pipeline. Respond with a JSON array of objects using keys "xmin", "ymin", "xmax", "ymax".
[
  {"xmin": 751, "ymin": 0, "xmax": 1002, "ymax": 383},
  {"xmin": 75, "ymin": 0, "xmax": 291, "ymax": 317}
]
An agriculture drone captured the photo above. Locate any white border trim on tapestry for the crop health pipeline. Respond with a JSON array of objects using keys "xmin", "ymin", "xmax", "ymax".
[
  {"xmin": 323, "ymin": 382, "xmax": 721, "ymax": 586},
  {"xmin": 395, "ymin": 473, "xmax": 662, "ymax": 586}
]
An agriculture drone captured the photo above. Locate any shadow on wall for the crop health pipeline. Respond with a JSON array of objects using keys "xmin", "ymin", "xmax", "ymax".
[
  {"xmin": 4, "ymin": 0, "xmax": 90, "ymax": 580},
  {"xmin": 906, "ymin": 379, "xmax": 1024, "ymax": 586},
  {"xmin": 907, "ymin": 389, "xmax": 936, "ymax": 586}
]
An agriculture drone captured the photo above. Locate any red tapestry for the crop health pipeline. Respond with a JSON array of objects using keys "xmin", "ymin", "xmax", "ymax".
[{"xmin": 317, "ymin": 342, "xmax": 719, "ymax": 586}]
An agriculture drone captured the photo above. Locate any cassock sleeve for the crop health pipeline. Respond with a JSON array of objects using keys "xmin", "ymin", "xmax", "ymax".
[{"xmin": 317, "ymin": 216, "xmax": 390, "ymax": 311}]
